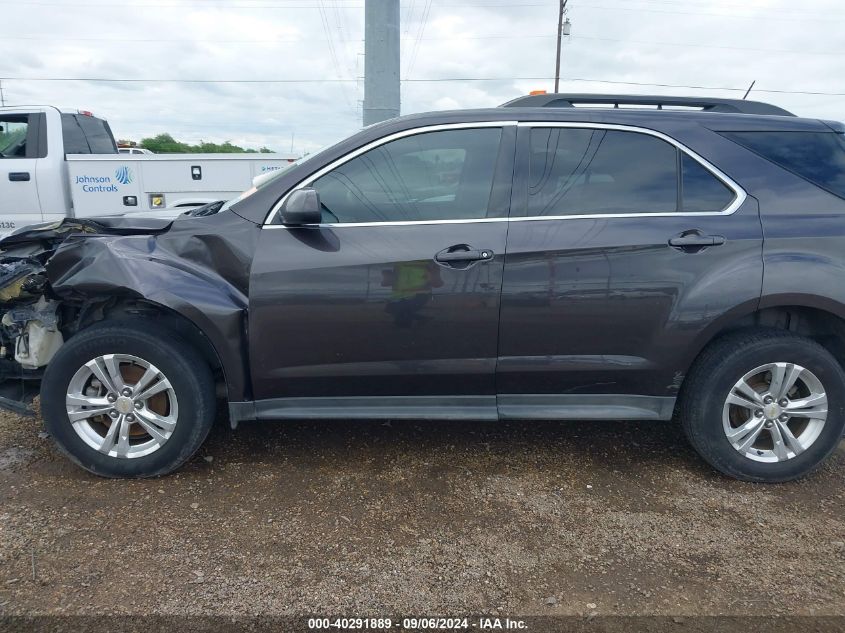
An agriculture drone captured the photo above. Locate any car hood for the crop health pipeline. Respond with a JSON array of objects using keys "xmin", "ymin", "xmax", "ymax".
[{"xmin": 0, "ymin": 216, "xmax": 175, "ymax": 252}]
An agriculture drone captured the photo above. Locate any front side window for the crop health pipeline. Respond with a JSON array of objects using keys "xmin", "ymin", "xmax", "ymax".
[
  {"xmin": 525, "ymin": 127, "xmax": 735, "ymax": 216},
  {"xmin": 310, "ymin": 128, "xmax": 502, "ymax": 223},
  {"xmin": 0, "ymin": 116, "xmax": 28, "ymax": 159}
]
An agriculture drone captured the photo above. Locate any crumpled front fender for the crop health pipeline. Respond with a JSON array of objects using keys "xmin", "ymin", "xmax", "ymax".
[{"xmin": 44, "ymin": 222, "xmax": 255, "ymax": 402}]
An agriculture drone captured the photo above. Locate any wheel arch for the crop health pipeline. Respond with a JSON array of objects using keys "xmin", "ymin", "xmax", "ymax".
[
  {"xmin": 681, "ymin": 299, "xmax": 845, "ymax": 395},
  {"xmin": 45, "ymin": 235, "xmax": 252, "ymax": 403},
  {"xmin": 63, "ymin": 298, "xmax": 238, "ymax": 400}
]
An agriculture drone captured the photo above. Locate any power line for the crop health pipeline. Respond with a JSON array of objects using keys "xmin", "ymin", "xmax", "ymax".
[
  {"xmin": 405, "ymin": 0, "xmax": 433, "ymax": 77},
  {"xmin": 4, "ymin": 75, "xmax": 845, "ymax": 96},
  {"xmin": 569, "ymin": 2, "xmax": 835, "ymax": 21},
  {"xmin": 1, "ymin": 33, "xmax": 842, "ymax": 58}
]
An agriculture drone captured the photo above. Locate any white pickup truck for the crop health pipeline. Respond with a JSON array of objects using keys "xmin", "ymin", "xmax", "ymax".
[{"xmin": 0, "ymin": 105, "xmax": 298, "ymax": 231}]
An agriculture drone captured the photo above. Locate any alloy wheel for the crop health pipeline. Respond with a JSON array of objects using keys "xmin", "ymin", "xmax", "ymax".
[
  {"xmin": 722, "ymin": 362, "xmax": 828, "ymax": 463},
  {"xmin": 66, "ymin": 354, "xmax": 178, "ymax": 459}
]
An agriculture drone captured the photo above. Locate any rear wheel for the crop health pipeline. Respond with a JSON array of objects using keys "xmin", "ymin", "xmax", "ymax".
[
  {"xmin": 681, "ymin": 330, "xmax": 845, "ymax": 482},
  {"xmin": 41, "ymin": 320, "xmax": 215, "ymax": 478}
]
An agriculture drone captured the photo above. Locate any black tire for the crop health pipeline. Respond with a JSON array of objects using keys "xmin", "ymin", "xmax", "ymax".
[
  {"xmin": 681, "ymin": 329, "xmax": 845, "ymax": 482},
  {"xmin": 41, "ymin": 319, "xmax": 216, "ymax": 478}
]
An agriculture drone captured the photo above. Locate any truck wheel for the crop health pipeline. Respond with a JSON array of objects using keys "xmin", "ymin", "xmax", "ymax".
[
  {"xmin": 40, "ymin": 320, "xmax": 216, "ymax": 478},
  {"xmin": 681, "ymin": 330, "xmax": 845, "ymax": 482}
]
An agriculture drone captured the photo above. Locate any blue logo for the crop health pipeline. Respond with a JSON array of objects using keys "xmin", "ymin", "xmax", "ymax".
[{"xmin": 114, "ymin": 166, "xmax": 133, "ymax": 185}]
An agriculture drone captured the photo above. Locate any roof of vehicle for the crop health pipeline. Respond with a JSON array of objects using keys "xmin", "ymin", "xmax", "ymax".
[
  {"xmin": 364, "ymin": 105, "xmax": 835, "ymax": 136},
  {"xmin": 500, "ymin": 93, "xmax": 795, "ymax": 116},
  {"xmin": 0, "ymin": 105, "xmax": 108, "ymax": 119}
]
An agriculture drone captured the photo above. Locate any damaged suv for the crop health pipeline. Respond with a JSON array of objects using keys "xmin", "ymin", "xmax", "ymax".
[{"xmin": 2, "ymin": 93, "xmax": 844, "ymax": 482}]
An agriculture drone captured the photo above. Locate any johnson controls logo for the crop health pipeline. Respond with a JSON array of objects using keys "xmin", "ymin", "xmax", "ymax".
[
  {"xmin": 75, "ymin": 166, "xmax": 133, "ymax": 192},
  {"xmin": 115, "ymin": 166, "xmax": 133, "ymax": 185}
]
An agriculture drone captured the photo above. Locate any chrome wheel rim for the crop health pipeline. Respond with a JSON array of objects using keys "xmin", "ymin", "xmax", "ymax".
[
  {"xmin": 66, "ymin": 354, "xmax": 178, "ymax": 459},
  {"xmin": 722, "ymin": 362, "xmax": 827, "ymax": 463}
]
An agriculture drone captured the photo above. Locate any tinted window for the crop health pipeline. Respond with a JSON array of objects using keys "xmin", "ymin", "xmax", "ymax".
[
  {"xmin": 526, "ymin": 128, "xmax": 678, "ymax": 216},
  {"xmin": 61, "ymin": 114, "xmax": 90, "ymax": 154},
  {"xmin": 722, "ymin": 131, "xmax": 845, "ymax": 199},
  {"xmin": 0, "ymin": 115, "xmax": 28, "ymax": 159},
  {"xmin": 61, "ymin": 114, "xmax": 117, "ymax": 154},
  {"xmin": 77, "ymin": 115, "xmax": 117, "ymax": 154},
  {"xmin": 311, "ymin": 128, "xmax": 502, "ymax": 223},
  {"xmin": 681, "ymin": 154, "xmax": 735, "ymax": 212}
]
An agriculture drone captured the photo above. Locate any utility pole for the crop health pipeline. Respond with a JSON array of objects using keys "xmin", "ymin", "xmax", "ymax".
[
  {"xmin": 0, "ymin": 81, "xmax": 6, "ymax": 107},
  {"xmin": 554, "ymin": 0, "xmax": 570, "ymax": 93},
  {"xmin": 363, "ymin": 0, "xmax": 400, "ymax": 127}
]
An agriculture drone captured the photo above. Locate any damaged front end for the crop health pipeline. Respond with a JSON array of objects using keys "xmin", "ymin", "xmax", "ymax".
[
  {"xmin": 0, "ymin": 256, "xmax": 57, "ymax": 414},
  {"xmin": 0, "ymin": 218, "xmax": 176, "ymax": 416},
  {"xmin": 0, "ymin": 212, "xmax": 256, "ymax": 417}
]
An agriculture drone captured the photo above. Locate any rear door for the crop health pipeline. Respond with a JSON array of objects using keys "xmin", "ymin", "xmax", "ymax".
[
  {"xmin": 248, "ymin": 123, "xmax": 515, "ymax": 419},
  {"xmin": 0, "ymin": 112, "xmax": 45, "ymax": 228},
  {"xmin": 497, "ymin": 122, "xmax": 764, "ymax": 419}
]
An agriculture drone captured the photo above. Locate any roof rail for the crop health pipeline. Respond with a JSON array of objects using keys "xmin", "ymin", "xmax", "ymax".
[{"xmin": 500, "ymin": 93, "xmax": 794, "ymax": 116}]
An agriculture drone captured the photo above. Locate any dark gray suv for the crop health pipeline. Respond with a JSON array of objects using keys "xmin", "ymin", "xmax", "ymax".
[{"xmin": 1, "ymin": 93, "xmax": 843, "ymax": 482}]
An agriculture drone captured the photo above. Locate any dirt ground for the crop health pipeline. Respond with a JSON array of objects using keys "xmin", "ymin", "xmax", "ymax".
[{"xmin": 0, "ymin": 403, "xmax": 844, "ymax": 624}]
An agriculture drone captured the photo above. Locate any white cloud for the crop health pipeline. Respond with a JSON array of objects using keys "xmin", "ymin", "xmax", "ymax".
[{"xmin": 1, "ymin": 0, "xmax": 844, "ymax": 154}]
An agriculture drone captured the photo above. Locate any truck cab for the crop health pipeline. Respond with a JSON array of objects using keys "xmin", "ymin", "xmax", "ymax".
[
  {"xmin": 0, "ymin": 105, "xmax": 298, "ymax": 231},
  {"xmin": 0, "ymin": 106, "xmax": 117, "ymax": 231}
]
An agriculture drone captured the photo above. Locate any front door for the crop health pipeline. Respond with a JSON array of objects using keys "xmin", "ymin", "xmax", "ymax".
[
  {"xmin": 249, "ymin": 124, "xmax": 515, "ymax": 419},
  {"xmin": 497, "ymin": 123, "xmax": 763, "ymax": 419},
  {"xmin": 0, "ymin": 112, "xmax": 43, "ymax": 228}
]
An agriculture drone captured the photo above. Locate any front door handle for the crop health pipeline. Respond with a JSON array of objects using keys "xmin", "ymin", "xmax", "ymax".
[
  {"xmin": 435, "ymin": 245, "xmax": 494, "ymax": 265},
  {"xmin": 8, "ymin": 172, "xmax": 30, "ymax": 182},
  {"xmin": 669, "ymin": 231, "xmax": 726, "ymax": 250}
]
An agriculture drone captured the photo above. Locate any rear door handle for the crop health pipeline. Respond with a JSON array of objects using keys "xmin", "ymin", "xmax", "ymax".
[
  {"xmin": 435, "ymin": 246, "xmax": 494, "ymax": 264},
  {"xmin": 669, "ymin": 232, "xmax": 725, "ymax": 249},
  {"xmin": 8, "ymin": 172, "xmax": 30, "ymax": 182}
]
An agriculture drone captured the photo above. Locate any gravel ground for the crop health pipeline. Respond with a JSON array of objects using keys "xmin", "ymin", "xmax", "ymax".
[{"xmin": 0, "ymin": 403, "xmax": 844, "ymax": 622}]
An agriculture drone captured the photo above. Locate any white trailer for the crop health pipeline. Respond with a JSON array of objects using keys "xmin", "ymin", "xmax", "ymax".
[{"xmin": 0, "ymin": 105, "xmax": 297, "ymax": 231}]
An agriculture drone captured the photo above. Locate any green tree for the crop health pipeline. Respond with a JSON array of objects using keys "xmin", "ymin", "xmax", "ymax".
[{"xmin": 138, "ymin": 133, "xmax": 274, "ymax": 154}]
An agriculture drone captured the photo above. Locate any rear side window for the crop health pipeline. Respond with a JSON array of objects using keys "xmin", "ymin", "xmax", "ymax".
[
  {"xmin": 682, "ymin": 154, "xmax": 735, "ymax": 212},
  {"xmin": 527, "ymin": 127, "xmax": 678, "ymax": 216},
  {"xmin": 525, "ymin": 127, "xmax": 735, "ymax": 216},
  {"xmin": 722, "ymin": 131, "xmax": 845, "ymax": 199},
  {"xmin": 61, "ymin": 114, "xmax": 117, "ymax": 154}
]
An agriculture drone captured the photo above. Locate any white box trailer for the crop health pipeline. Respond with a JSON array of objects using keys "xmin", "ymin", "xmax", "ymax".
[
  {"xmin": 0, "ymin": 105, "xmax": 297, "ymax": 230},
  {"xmin": 67, "ymin": 153, "xmax": 295, "ymax": 217}
]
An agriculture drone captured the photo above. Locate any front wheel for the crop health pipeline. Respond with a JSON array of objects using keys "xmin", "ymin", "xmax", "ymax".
[
  {"xmin": 681, "ymin": 330, "xmax": 845, "ymax": 482},
  {"xmin": 41, "ymin": 320, "xmax": 216, "ymax": 478}
]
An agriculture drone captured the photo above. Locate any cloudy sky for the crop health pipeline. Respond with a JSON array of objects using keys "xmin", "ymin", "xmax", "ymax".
[{"xmin": 2, "ymin": 0, "xmax": 844, "ymax": 155}]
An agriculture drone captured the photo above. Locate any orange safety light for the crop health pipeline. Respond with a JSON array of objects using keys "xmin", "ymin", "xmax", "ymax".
[{"xmin": 529, "ymin": 90, "xmax": 547, "ymax": 96}]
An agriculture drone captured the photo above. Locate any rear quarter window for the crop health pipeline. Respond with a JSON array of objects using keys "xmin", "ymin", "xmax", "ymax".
[
  {"xmin": 61, "ymin": 114, "xmax": 117, "ymax": 154},
  {"xmin": 721, "ymin": 130, "xmax": 845, "ymax": 199}
]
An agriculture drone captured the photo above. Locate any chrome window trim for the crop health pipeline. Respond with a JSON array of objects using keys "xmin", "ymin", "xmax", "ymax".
[
  {"xmin": 263, "ymin": 121, "xmax": 517, "ymax": 226},
  {"xmin": 514, "ymin": 121, "xmax": 746, "ymax": 219},
  {"xmin": 262, "ymin": 120, "xmax": 746, "ymax": 229}
]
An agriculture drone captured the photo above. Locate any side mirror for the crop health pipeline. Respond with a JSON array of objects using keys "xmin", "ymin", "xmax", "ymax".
[{"xmin": 280, "ymin": 188, "xmax": 321, "ymax": 225}]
